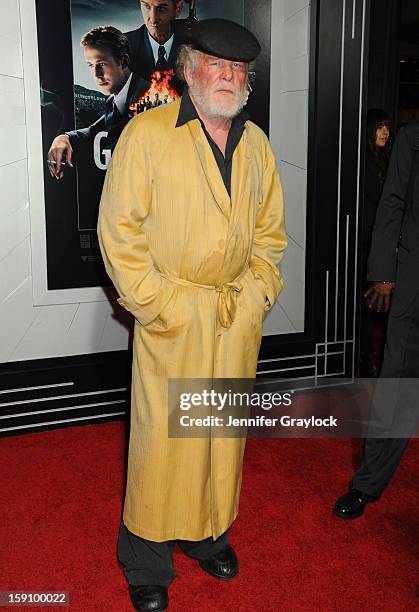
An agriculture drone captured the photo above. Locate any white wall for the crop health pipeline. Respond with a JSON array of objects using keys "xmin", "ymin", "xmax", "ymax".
[
  {"xmin": 0, "ymin": 0, "xmax": 310, "ymax": 363},
  {"xmin": 265, "ymin": 0, "xmax": 310, "ymax": 335}
]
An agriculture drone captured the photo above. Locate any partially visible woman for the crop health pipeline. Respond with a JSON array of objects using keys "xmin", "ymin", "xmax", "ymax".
[{"xmin": 359, "ymin": 109, "xmax": 392, "ymax": 377}]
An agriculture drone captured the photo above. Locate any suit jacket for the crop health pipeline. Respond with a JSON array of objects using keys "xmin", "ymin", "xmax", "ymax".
[
  {"xmin": 125, "ymin": 24, "xmax": 182, "ymax": 79},
  {"xmin": 361, "ymin": 152, "xmax": 388, "ymax": 279},
  {"xmin": 67, "ymin": 72, "xmax": 149, "ymax": 153},
  {"xmin": 368, "ymin": 124, "xmax": 419, "ymax": 315}
]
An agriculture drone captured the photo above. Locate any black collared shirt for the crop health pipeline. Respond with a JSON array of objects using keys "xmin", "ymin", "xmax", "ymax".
[{"xmin": 175, "ymin": 89, "xmax": 248, "ymax": 197}]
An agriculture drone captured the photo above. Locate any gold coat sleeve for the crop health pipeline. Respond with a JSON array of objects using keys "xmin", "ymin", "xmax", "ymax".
[{"xmin": 97, "ymin": 118, "xmax": 174, "ymax": 325}]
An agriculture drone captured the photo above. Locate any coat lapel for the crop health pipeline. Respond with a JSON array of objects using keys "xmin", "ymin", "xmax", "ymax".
[
  {"xmin": 229, "ymin": 129, "xmax": 253, "ymax": 234},
  {"xmin": 127, "ymin": 73, "xmax": 150, "ymax": 109},
  {"xmin": 168, "ymin": 35, "xmax": 180, "ymax": 68},
  {"xmin": 140, "ymin": 25, "xmax": 157, "ymax": 75},
  {"xmin": 187, "ymin": 120, "xmax": 232, "ymax": 219}
]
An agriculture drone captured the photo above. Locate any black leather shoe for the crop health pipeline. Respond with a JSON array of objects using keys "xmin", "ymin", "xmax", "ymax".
[
  {"xmin": 198, "ymin": 544, "xmax": 238, "ymax": 580},
  {"xmin": 128, "ymin": 585, "xmax": 168, "ymax": 611},
  {"xmin": 334, "ymin": 488, "xmax": 380, "ymax": 519}
]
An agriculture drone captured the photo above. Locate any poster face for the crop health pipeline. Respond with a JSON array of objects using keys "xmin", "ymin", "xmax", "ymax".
[{"xmin": 35, "ymin": 0, "xmax": 271, "ymax": 290}]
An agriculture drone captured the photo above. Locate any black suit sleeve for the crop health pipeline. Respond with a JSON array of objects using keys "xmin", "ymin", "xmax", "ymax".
[
  {"xmin": 66, "ymin": 114, "xmax": 106, "ymax": 149},
  {"xmin": 367, "ymin": 126, "xmax": 413, "ymax": 282}
]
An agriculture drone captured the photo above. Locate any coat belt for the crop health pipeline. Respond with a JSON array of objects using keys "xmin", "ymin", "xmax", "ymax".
[{"xmin": 160, "ymin": 269, "xmax": 247, "ymax": 328}]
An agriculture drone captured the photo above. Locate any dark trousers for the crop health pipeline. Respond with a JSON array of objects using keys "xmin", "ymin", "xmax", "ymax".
[
  {"xmin": 359, "ymin": 302, "xmax": 388, "ymax": 377},
  {"xmin": 118, "ymin": 523, "xmax": 229, "ymax": 587},
  {"xmin": 353, "ymin": 286, "xmax": 419, "ymax": 496},
  {"xmin": 352, "ymin": 437, "xmax": 410, "ymax": 496}
]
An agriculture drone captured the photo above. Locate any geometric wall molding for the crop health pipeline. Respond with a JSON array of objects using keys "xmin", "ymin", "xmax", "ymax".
[{"xmin": 0, "ymin": 351, "xmax": 130, "ymax": 436}]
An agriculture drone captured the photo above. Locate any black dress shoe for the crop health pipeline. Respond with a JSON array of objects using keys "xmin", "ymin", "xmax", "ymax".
[
  {"xmin": 128, "ymin": 585, "xmax": 168, "ymax": 612},
  {"xmin": 334, "ymin": 488, "xmax": 380, "ymax": 519},
  {"xmin": 198, "ymin": 544, "xmax": 238, "ymax": 580}
]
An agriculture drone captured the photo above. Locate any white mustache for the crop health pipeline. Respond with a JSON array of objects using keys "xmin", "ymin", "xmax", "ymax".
[{"xmin": 213, "ymin": 88, "xmax": 239, "ymax": 95}]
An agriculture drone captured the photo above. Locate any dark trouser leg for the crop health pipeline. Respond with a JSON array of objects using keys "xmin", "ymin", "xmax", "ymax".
[
  {"xmin": 177, "ymin": 531, "xmax": 229, "ymax": 560},
  {"xmin": 117, "ymin": 523, "xmax": 176, "ymax": 587},
  {"xmin": 352, "ymin": 437, "xmax": 410, "ymax": 496},
  {"xmin": 359, "ymin": 303, "xmax": 376, "ymax": 376},
  {"xmin": 353, "ymin": 287, "xmax": 419, "ymax": 496},
  {"xmin": 359, "ymin": 304, "xmax": 388, "ymax": 377}
]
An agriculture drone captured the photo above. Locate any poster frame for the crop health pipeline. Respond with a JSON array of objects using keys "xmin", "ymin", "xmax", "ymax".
[{"xmin": 21, "ymin": 0, "xmax": 273, "ymax": 305}]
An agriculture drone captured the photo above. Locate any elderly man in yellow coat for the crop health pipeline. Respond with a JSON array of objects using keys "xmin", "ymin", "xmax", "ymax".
[{"xmin": 98, "ymin": 18, "xmax": 287, "ymax": 612}]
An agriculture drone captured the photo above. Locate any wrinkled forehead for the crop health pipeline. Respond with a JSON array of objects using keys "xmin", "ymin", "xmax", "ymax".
[
  {"xmin": 196, "ymin": 50, "xmax": 248, "ymax": 66},
  {"xmin": 140, "ymin": 0, "xmax": 180, "ymax": 10}
]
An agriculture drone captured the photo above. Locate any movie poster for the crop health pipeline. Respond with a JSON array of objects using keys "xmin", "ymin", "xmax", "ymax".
[{"xmin": 35, "ymin": 0, "xmax": 271, "ymax": 290}]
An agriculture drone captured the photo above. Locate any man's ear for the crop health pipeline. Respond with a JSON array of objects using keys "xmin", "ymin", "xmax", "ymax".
[
  {"xmin": 175, "ymin": 1, "xmax": 184, "ymax": 18},
  {"xmin": 121, "ymin": 53, "xmax": 130, "ymax": 70},
  {"xmin": 184, "ymin": 63, "xmax": 193, "ymax": 87}
]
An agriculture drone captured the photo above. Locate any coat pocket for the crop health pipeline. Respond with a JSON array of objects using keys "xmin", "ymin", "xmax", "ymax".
[
  {"xmin": 144, "ymin": 286, "xmax": 178, "ymax": 331},
  {"xmin": 240, "ymin": 271, "xmax": 266, "ymax": 329}
]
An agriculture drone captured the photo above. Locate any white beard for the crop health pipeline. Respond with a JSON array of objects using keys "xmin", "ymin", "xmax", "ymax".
[{"xmin": 189, "ymin": 85, "xmax": 249, "ymax": 119}]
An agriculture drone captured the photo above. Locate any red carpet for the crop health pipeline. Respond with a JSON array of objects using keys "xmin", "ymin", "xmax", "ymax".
[{"xmin": 1, "ymin": 423, "xmax": 417, "ymax": 611}]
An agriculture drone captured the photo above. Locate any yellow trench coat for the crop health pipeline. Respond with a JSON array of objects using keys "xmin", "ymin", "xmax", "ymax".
[{"xmin": 98, "ymin": 99, "xmax": 287, "ymax": 542}]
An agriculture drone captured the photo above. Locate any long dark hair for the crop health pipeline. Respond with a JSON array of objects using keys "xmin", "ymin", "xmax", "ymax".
[{"xmin": 366, "ymin": 108, "xmax": 391, "ymax": 180}]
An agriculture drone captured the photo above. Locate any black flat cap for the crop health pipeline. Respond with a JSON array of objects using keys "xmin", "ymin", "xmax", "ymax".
[{"xmin": 191, "ymin": 19, "xmax": 261, "ymax": 62}]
